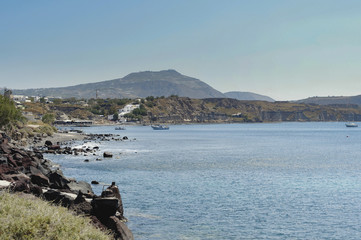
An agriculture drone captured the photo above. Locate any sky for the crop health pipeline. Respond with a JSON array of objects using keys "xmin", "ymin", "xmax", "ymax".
[{"xmin": 1, "ymin": 0, "xmax": 361, "ymax": 101}]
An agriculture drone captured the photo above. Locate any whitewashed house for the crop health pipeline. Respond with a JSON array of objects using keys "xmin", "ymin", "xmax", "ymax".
[{"xmin": 118, "ymin": 104, "xmax": 140, "ymax": 116}]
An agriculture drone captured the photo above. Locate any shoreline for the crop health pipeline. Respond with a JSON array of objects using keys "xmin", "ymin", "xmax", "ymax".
[
  {"xmin": 1, "ymin": 130, "xmax": 134, "ymax": 239},
  {"xmin": 28, "ymin": 132, "xmax": 86, "ymax": 149}
]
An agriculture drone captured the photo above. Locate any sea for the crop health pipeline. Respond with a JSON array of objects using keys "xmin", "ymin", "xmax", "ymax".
[{"xmin": 46, "ymin": 122, "xmax": 361, "ymax": 239}]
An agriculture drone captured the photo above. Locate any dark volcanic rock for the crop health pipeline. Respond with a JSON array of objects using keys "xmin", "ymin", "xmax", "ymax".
[
  {"xmin": 11, "ymin": 180, "xmax": 30, "ymax": 193},
  {"xmin": 70, "ymin": 192, "xmax": 93, "ymax": 215},
  {"xmin": 47, "ymin": 145, "xmax": 61, "ymax": 150},
  {"xmin": 67, "ymin": 181, "xmax": 93, "ymax": 195},
  {"xmin": 30, "ymin": 173, "xmax": 49, "ymax": 187},
  {"xmin": 47, "ymin": 170, "xmax": 70, "ymax": 189},
  {"xmin": 7, "ymin": 173, "xmax": 31, "ymax": 182},
  {"xmin": 106, "ymin": 216, "xmax": 134, "ymax": 240},
  {"xmin": 0, "ymin": 133, "xmax": 133, "ymax": 238},
  {"xmin": 92, "ymin": 197, "xmax": 119, "ymax": 219},
  {"xmin": 103, "ymin": 152, "xmax": 113, "ymax": 158},
  {"xmin": 30, "ymin": 184, "xmax": 43, "ymax": 196},
  {"xmin": 43, "ymin": 189, "xmax": 73, "ymax": 207}
]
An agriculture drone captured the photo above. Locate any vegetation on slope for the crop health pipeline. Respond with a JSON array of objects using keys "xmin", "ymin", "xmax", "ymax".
[
  {"xmin": 0, "ymin": 192, "xmax": 111, "ymax": 240},
  {"xmin": 14, "ymin": 95, "xmax": 361, "ymax": 125},
  {"xmin": 0, "ymin": 95, "xmax": 25, "ymax": 129}
]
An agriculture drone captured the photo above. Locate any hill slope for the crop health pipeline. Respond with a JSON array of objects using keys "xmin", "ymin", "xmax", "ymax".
[
  {"xmin": 224, "ymin": 91, "xmax": 275, "ymax": 102},
  {"xmin": 13, "ymin": 70, "xmax": 226, "ymax": 99},
  {"xmin": 297, "ymin": 95, "xmax": 361, "ymax": 105}
]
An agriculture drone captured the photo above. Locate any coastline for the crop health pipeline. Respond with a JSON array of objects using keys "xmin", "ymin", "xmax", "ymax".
[
  {"xmin": 1, "ymin": 130, "xmax": 134, "ymax": 240},
  {"xmin": 31, "ymin": 132, "xmax": 86, "ymax": 148}
]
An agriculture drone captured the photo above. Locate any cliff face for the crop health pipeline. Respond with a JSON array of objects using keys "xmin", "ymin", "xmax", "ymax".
[{"xmin": 142, "ymin": 97, "xmax": 361, "ymax": 123}]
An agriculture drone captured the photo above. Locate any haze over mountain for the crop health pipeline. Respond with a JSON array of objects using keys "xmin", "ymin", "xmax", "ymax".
[
  {"xmin": 11, "ymin": 70, "xmax": 274, "ymax": 101},
  {"xmin": 224, "ymin": 91, "xmax": 275, "ymax": 102},
  {"xmin": 297, "ymin": 95, "xmax": 361, "ymax": 106}
]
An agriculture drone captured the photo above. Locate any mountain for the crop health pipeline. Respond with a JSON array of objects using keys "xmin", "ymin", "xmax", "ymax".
[
  {"xmin": 296, "ymin": 95, "xmax": 361, "ymax": 106},
  {"xmin": 12, "ymin": 70, "xmax": 226, "ymax": 99},
  {"xmin": 224, "ymin": 91, "xmax": 275, "ymax": 102}
]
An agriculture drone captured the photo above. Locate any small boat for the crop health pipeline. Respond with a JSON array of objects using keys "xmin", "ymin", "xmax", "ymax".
[
  {"xmin": 151, "ymin": 125, "xmax": 169, "ymax": 130},
  {"xmin": 115, "ymin": 126, "xmax": 126, "ymax": 130},
  {"xmin": 345, "ymin": 123, "xmax": 358, "ymax": 127}
]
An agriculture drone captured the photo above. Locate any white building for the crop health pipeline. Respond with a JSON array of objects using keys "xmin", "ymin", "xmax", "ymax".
[
  {"xmin": 118, "ymin": 104, "xmax": 140, "ymax": 116},
  {"xmin": 12, "ymin": 95, "xmax": 28, "ymax": 103}
]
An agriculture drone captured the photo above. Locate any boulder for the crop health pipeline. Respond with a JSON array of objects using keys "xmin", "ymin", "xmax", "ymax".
[
  {"xmin": 29, "ymin": 185, "xmax": 43, "ymax": 196},
  {"xmin": 106, "ymin": 216, "xmax": 134, "ymax": 240},
  {"xmin": 28, "ymin": 166, "xmax": 42, "ymax": 175},
  {"xmin": 43, "ymin": 189, "xmax": 73, "ymax": 207},
  {"xmin": 7, "ymin": 173, "xmax": 31, "ymax": 182},
  {"xmin": 105, "ymin": 182, "xmax": 124, "ymax": 218},
  {"xmin": 67, "ymin": 181, "xmax": 93, "ymax": 195},
  {"xmin": 92, "ymin": 197, "xmax": 119, "ymax": 219},
  {"xmin": 103, "ymin": 152, "xmax": 113, "ymax": 158},
  {"xmin": 45, "ymin": 140, "xmax": 53, "ymax": 146},
  {"xmin": 30, "ymin": 173, "xmax": 49, "ymax": 187},
  {"xmin": 70, "ymin": 192, "xmax": 93, "ymax": 215},
  {"xmin": 47, "ymin": 170, "xmax": 70, "ymax": 189},
  {"xmin": 10, "ymin": 180, "xmax": 30, "ymax": 193},
  {"xmin": 0, "ymin": 143, "xmax": 11, "ymax": 154},
  {"xmin": 48, "ymin": 145, "xmax": 61, "ymax": 150},
  {"xmin": 37, "ymin": 164, "xmax": 51, "ymax": 176}
]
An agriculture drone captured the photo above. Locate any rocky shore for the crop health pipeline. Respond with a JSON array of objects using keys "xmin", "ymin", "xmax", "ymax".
[{"xmin": 0, "ymin": 131, "xmax": 133, "ymax": 240}]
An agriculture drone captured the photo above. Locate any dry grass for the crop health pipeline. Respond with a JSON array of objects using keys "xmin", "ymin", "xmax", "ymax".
[{"xmin": 0, "ymin": 192, "xmax": 112, "ymax": 240}]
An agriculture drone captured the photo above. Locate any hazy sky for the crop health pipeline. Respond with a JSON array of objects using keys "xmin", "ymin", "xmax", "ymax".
[{"xmin": 1, "ymin": 0, "xmax": 361, "ymax": 100}]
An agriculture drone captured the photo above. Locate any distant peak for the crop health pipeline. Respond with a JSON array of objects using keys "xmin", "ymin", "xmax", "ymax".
[
  {"xmin": 163, "ymin": 69, "xmax": 179, "ymax": 73},
  {"xmin": 123, "ymin": 69, "xmax": 182, "ymax": 79}
]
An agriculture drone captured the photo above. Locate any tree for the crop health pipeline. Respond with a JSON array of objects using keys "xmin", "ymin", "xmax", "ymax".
[
  {"xmin": 0, "ymin": 95, "xmax": 24, "ymax": 128},
  {"xmin": 132, "ymin": 104, "xmax": 147, "ymax": 116},
  {"xmin": 146, "ymin": 96, "xmax": 155, "ymax": 101},
  {"xmin": 113, "ymin": 113, "xmax": 119, "ymax": 121}
]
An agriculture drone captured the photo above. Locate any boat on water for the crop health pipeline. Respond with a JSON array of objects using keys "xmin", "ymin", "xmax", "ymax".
[
  {"xmin": 345, "ymin": 123, "xmax": 358, "ymax": 127},
  {"xmin": 151, "ymin": 125, "xmax": 169, "ymax": 130},
  {"xmin": 115, "ymin": 126, "xmax": 126, "ymax": 130}
]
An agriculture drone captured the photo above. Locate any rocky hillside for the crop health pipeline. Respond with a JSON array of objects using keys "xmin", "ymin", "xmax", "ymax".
[
  {"xmin": 224, "ymin": 91, "xmax": 275, "ymax": 102},
  {"xmin": 141, "ymin": 97, "xmax": 361, "ymax": 124},
  {"xmin": 19, "ymin": 96, "xmax": 361, "ymax": 124},
  {"xmin": 297, "ymin": 95, "xmax": 361, "ymax": 106},
  {"xmin": 13, "ymin": 70, "xmax": 226, "ymax": 99}
]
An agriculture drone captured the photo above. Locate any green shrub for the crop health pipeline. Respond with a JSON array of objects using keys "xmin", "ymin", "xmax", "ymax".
[
  {"xmin": 35, "ymin": 124, "xmax": 57, "ymax": 136},
  {"xmin": 132, "ymin": 104, "xmax": 147, "ymax": 116},
  {"xmin": 42, "ymin": 113, "xmax": 55, "ymax": 124},
  {"xmin": 0, "ymin": 95, "xmax": 24, "ymax": 128}
]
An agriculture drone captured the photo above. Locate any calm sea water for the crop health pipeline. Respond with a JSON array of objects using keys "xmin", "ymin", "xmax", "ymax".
[{"xmin": 48, "ymin": 122, "xmax": 361, "ymax": 239}]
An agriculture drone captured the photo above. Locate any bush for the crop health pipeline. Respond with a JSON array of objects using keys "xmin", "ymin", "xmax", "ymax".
[
  {"xmin": 0, "ymin": 95, "xmax": 24, "ymax": 128},
  {"xmin": 35, "ymin": 124, "xmax": 57, "ymax": 136},
  {"xmin": 42, "ymin": 113, "xmax": 55, "ymax": 124}
]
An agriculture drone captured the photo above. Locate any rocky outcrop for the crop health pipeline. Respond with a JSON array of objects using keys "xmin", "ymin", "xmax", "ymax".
[{"xmin": 0, "ymin": 132, "xmax": 133, "ymax": 239}]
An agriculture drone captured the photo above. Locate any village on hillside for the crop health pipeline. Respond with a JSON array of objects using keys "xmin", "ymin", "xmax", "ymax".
[{"xmin": 4, "ymin": 88, "xmax": 361, "ymax": 126}]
